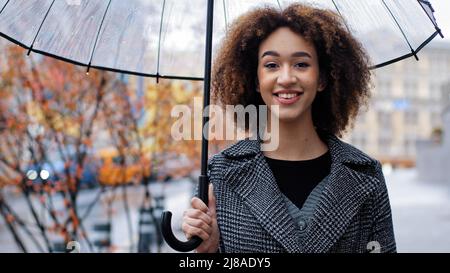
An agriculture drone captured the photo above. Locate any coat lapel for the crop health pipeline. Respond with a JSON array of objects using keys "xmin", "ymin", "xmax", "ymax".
[
  {"xmin": 301, "ymin": 134, "xmax": 380, "ymax": 252},
  {"xmin": 300, "ymin": 162, "xmax": 379, "ymax": 252},
  {"xmin": 222, "ymin": 141, "xmax": 302, "ymax": 253}
]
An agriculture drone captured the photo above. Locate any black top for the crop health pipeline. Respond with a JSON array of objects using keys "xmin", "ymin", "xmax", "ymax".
[{"xmin": 264, "ymin": 151, "xmax": 332, "ymax": 209}]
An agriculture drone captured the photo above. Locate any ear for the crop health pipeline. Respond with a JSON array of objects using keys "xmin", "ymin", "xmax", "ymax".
[
  {"xmin": 318, "ymin": 83, "xmax": 326, "ymax": 92},
  {"xmin": 318, "ymin": 75, "xmax": 327, "ymax": 92}
]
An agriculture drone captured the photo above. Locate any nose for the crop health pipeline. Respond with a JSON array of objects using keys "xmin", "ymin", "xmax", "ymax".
[{"xmin": 277, "ymin": 66, "xmax": 297, "ymax": 87}]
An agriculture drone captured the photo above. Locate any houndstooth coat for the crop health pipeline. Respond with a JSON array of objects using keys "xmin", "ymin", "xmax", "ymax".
[{"xmin": 207, "ymin": 132, "xmax": 396, "ymax": 253}]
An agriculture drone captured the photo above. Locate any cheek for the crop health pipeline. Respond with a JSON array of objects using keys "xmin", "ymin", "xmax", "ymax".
[
  {"xmin": 260, "ymin": 80, "xmax": 272, "ymax": 93},
  {"xmin": 300, "ymin": 74, "xmax": 321, "ymax": 91},
  {"xmin": 258, "ymin": 73, "xmax": 275, "ymax": 92}
]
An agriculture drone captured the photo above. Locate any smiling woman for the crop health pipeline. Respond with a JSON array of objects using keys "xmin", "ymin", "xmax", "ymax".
[{"xmin": 182, "ymin": 3, "xmax": 396, "ymax": 253}]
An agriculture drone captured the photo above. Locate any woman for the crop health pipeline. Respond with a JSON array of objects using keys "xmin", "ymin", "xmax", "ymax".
[{"xmin": 182, "ymin": 3, "xmax": 396, "ymax": 253}]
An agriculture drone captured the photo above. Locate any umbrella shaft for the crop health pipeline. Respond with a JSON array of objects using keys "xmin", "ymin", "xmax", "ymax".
[{"xmin": 200, "ymin": 0, "xmax": 214, "ymax": 176}]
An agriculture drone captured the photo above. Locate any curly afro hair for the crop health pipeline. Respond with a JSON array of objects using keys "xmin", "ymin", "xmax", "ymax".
[{"xmin": 212, "ymin": 3, "xmax": 372, "ymax": 137}]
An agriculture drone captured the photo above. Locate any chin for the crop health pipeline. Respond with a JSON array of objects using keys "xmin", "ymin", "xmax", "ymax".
[
  {"xmin": 278, "ymin": 115, "xmax": 302, "ymax": 123},
  {"xmin": 269, "ymin": 104, "xmax": 312, "ymax": 122},
  {"xmin": 272, "ymin": 110, "xmax": 303, "ymax": 123}
]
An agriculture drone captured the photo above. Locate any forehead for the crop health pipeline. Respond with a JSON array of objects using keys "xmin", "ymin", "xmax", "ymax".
[{"xmin": 258, "ymin": 27, "xmax": 317, "ymax": 57}]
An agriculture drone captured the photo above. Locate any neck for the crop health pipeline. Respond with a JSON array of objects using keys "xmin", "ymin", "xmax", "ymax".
[{"xmin": 262, "ymin": 111, "xmax": 328, "ymax": 161}]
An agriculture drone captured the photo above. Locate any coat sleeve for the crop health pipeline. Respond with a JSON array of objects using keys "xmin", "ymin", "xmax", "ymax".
[
  {"xmin": 370, "ymin": 162, "xmax": 397, "ymax": 253},
  {"xmin": 207, "ymin": 155, "xmax": 226, "ymax": 253}
]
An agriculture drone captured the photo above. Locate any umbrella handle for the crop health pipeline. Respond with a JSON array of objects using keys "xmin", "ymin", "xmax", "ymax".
[
  {"xmin": 161, "ymin": 211, "xmax": 202, "ymax": 252},
  {"xmin": 161, "ymin": 175, "xmax": 209, "ymax": 252}
]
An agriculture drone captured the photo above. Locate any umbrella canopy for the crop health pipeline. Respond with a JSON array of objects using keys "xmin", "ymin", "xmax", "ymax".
[
  {"xmin": 0, "ymin": 0, "xmax": 443, "ymax": 81},
  {"xmin": 0, "ymin": 0, "xmax": 444, "ymax": 252}
]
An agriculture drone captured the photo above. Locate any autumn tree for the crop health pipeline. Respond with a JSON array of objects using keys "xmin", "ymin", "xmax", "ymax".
[{"xmin": 0, "ymin": 45, "xmax": 120, "ymax": 252}]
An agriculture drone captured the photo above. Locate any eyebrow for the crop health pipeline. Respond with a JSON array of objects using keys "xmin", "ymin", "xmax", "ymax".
[{"xmin": 261, "ymin": 51, "xmax": 312, "ymax": 59}]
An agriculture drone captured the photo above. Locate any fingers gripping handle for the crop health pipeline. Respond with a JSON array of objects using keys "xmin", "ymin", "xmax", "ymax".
[
  {"xmin": 161, "ymin": 175, "xmax": 209, "ymax": 252},
  {"xmin": 161, "ymin": 211, "xmax": 202, "ymax": 252}
]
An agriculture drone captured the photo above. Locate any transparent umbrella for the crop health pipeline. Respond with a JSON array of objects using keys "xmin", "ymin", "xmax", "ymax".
[{"xmin": 0, "ymin": 0, "xmax": 444, "ymax": 252}]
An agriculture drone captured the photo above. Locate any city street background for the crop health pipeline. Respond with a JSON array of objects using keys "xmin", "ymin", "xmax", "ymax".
[{"xmin": 1, "ymin": 0, "xmax": 449, "ymax": 254}]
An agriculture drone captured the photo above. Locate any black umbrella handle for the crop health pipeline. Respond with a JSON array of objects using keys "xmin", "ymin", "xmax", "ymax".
[{"xmin": 161, "ymin": 175, "xmax": 209, "ymax": 252}]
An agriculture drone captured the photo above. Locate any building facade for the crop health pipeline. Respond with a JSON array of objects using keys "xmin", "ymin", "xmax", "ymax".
[{"xmin": 345, "ymin": 41, "xmax": 450, "ymax": 167}]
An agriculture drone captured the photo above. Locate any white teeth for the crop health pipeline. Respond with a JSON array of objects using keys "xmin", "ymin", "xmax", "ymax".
[{"xmin": 277, "ymin": 93, "xmax": 298, "ymax": 99}]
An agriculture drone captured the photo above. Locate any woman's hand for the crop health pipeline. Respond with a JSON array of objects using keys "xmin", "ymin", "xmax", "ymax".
[{"xmin": 182, "ymin": 184, "xmax": 220, "ymax": 253}]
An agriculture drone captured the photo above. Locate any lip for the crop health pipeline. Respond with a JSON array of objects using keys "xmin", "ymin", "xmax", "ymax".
[
  {"xmin": 273, "ymin": 89, "xmax": 303, "ymax": 95},
  {"xmin": 273, "ymin": 90, "xmax": 303, "ymax": 105}
]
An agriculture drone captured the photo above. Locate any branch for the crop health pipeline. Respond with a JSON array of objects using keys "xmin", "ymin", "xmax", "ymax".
[
  {"xmin": 0, "ymin": 194, "xmax": 28, "ymax": 252},
  {"xmin": 0, "ymin": 193, "xmax": 45, "ymax": 252}
]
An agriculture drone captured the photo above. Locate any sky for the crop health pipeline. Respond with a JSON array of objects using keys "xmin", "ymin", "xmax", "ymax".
[{"xmin": 430, "ymin": 0, "xmax": 450, "ymax": 43}]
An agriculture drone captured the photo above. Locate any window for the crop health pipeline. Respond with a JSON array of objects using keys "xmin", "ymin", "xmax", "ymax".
[
  {"xmin": 430, "ymin": 112, "xmax": 441, "ymax": 128},
  {"xmin": 429, "ymin": 82, "xmax": 443, "ymax": 100},
  {"xmin": 378, "ymin": 136, "xmax": 391, "ymax": 154},
  {"xmin": 377, "ymin": 111, "xmax": 392, "ymax": 132},
  {"xmin": 350, "ymin": 133, "xmax": 367, "ymax": 150},
  {"xmin": 404, "ymin": 111, "xmax": 418, "ymax": 126},
  {"xmin": 429, "ymin": 52, "xmax": 441, "ymax": 73},
  {"xmin": 404, "ymin": 136, "xmax": 417, "ymax": 156},
  {"xmin": 376, "ymin": 79, "xmax": 392, "ymax": 98},
  {"xmin": 403, "ymin": 81, "xmax": 418, "ymax": 98}
]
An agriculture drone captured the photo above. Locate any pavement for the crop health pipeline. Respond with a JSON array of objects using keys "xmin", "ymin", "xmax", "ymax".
[{"xmin": 385, "ymin": 168, "xmax": 450, "ymax": 253}]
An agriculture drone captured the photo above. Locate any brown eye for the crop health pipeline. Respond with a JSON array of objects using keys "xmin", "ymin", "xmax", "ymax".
[
  {"xmin": 295, "ymin": 62, "xmax": 310, "ymax": 68},
  {"xmin": 264, "ymin": 63, "xmax": 278, "ymax": 69}
]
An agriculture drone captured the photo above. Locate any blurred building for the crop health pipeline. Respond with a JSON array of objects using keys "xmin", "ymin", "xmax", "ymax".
[
  {"xmin": 346, "ymin": 41, "xmax": 450, "ymax": 167},
  {"xmin": 416, "ymin": 104, "xmax": 450, "ymax": 183}
]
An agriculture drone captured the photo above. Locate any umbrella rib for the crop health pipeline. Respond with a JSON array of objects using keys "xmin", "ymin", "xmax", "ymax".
[
  {"xmin": 0, "ymin": 33, "xmax": 204, "ymax": 81},
  {"xmin": 156, "ymin": 0, "xmax": 166, "ymax": 84},
  {"xmin": 417, "ymin": 0, "xmax": 444, "ymax": 38},
  {"xmin": 27, "ymin": 0, "xmax": 56, "ymax": 56},
  {"xmin": 87, "ymin": 0, "xmax": 113, "ymax": 74},
  {"xmin": 415, "ymin": 30, "xmax": 440, "ymax": 53},
  {"xmin": 223, "ymin": 0, "xmax": 228, "ymax": 33},
  {"xmin": 369, "ymin": 31, "xmax": 439, "ymax": 70},
  {"xmin": 0, "ymin": 0, "xmax": 10, "ymax": 14},
  {"xmin": 331, "ymin": 0, "xmax": 351, "ymax": 34},
  {"xmin": 276, "ymin": 0, "xmax": 282, "ymax": 11},
  {"xmin": 381, "ymin": 0, "xmax": 418, "ymax": 61},
  {"xmin": 91, "ymin": 65, "xmax": 203, "ymax": 81}
]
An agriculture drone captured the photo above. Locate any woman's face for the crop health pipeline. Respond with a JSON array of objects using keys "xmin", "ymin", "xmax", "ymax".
[{"xmin": 257, "ymin": 27, "xmax": 325, "ymax": 123}]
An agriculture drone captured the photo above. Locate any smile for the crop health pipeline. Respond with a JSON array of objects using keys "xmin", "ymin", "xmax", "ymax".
[{"xmin": 273, "ymin": 91, "xmax": 303, "ymax": 105}]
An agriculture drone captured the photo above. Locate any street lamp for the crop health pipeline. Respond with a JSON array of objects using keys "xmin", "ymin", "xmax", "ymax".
[
  {"xmin": 26, "ymin": 170, "xmax": 38, "ymax": 181},
  {"xmin": 40, "ymin": 170, "xmax": 50, "ymax": 180}
]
